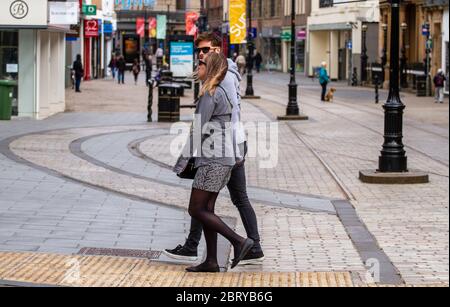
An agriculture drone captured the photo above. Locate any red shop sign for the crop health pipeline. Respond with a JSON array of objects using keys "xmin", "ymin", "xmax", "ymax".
[{"xmin": 84, "ymin": 20, "xmax": 99, "ymax": 38}]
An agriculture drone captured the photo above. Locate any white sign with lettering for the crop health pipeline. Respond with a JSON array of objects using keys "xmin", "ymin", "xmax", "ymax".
[
  {"xmin": 6, "ymin": 64, "xmax": 18, "ymax": 73},
  {"xmin": 0, "ymin": 0, "xmax": 48, "ymax": 28},
  {"xmin": 49, "ymin": 2, "xmax": 79, "ymax": 25}
]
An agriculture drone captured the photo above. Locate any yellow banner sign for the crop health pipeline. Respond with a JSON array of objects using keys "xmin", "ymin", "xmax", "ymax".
[{"xmin": 229, "ymin": 0, "xmax": 247, "ymax": 45}]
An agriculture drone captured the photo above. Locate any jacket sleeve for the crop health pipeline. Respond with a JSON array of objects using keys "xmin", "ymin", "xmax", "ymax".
[{"xmin": 197, "ymin": 93, "xmax": 216, "ymax": 134}]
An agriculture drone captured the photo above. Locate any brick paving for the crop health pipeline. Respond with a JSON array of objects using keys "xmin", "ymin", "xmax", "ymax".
[
  {"xmin": 0, "ymin": 72, "xmax": 447, "ymax": 286},
  {"xmin": 4, "ymin": 126, "xmax": 364, "ymax": 275},
  {"xmin": 244, "ymin": 76, "xmax": 449, "ymax": 285}
]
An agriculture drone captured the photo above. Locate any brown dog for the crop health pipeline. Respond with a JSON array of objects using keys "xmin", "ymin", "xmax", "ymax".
[{"xmin": 325, "ymin": 88, "xmax": 336, "ymax": 102}]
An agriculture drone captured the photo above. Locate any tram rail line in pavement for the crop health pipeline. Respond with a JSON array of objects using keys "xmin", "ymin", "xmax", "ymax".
[
  {"xmin": 247, "ymin": 83, "xmax": 449, "ymax": 169},
  {"xmin": 255, "ymin": 80, "xmax": 449, "ymax": 143}
]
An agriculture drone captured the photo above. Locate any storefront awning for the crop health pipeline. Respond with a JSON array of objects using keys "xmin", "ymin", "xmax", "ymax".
[
  {"xmin": 47, "ymin": 25, "xmax": 77, "ymax": 34},
  {"xmin": 309, "ymin": 23, "xmax": 353, "ymax": 31}
]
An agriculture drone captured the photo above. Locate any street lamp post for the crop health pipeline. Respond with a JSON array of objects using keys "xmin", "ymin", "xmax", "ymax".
[
  {"xmin": 361, "ymin": 24, "xmax": 368, "ymax": 84},
  {"xmin": 425, "ymin": 22, "xmax": 432, "ymax": 97},
  {"xmin": 194, "ymin": 0, "xmax": 207, "ymax": 100},
  {"xmin": 378, "ymin": 0, "xmax": 407, "ymax": 173},
  {"xmin": 400, "ymin": 22, "xmax": 408, "ymax": 89},
  {"xmin": 360, "ymin": 0, "xmax": 429, "ymax": 184},
  {"xmin": 381, "ymin": 23, "xmax": 388, "ymax": 85},
  {"xmin": 287, "ymin": 0, "xmax": 299, "ymax": 116},
  {"xmin": 277, "ymin": 0, "xmax": 308, "ymax": 120},
  {"xmin": 144, "ymin": 6, "xmax": 148, "ymax": 45},
  {"xmin": 243, "ymin": 0, "xmax": 259, "ymax": 99}
]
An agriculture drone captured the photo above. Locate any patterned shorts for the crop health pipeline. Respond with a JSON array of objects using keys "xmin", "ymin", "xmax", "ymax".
[{"xmin": 192, "ymin": 163, "xmax": 233, "ymax": 193}]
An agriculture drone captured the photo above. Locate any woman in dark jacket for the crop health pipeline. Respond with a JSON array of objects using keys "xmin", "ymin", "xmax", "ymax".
[
  {"xmin": 108, "ymin": 55, "xmax": 117, "ymax": 80},
  {"xmin": 72, "ymin": 54, "xmax": 84, "ymax": 93},
  {"xmin": 132, "ymin": 58, "xmax": 141, "ymax": 85}
]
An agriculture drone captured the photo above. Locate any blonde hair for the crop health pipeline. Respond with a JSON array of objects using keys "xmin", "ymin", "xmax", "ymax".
[{"xmin": 200, "ymin": 53, "xmax": 228, "ymax": 97}]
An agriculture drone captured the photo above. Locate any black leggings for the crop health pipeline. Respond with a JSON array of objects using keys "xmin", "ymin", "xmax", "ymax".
[
  {"xmin": 188, "ymin": 188, "xmax": 244, "ymax": 265},
  {"xmin": 321, "ymin": 82, "xmax": 328, "ymax": 101}
]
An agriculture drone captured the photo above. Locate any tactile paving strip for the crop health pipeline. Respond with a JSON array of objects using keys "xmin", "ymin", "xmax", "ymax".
[{"xmin": 0, "ymin": 252, "xmax": 446, "ymax": 287}]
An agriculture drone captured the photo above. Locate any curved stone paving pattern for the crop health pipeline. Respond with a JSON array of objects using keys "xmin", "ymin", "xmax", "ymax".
[
  {"xmin": 0, "ymin": 148, "xmax": 198, "ymax": 257},
  {"xmin": 0, "ymin": 73, "xmax": 447, "ymax": 286},
  {"xmin": 138, "ymin": 125, "xmax": 347, "ymax": 200},
  {"xmin": 79, "ymin": 130, "xmax": 336, "ymax": 213},
  {"xmin": 7, "ymin": 126, "xmax": 367, "ymax": 276},
  {"xmin": 5, "ymin": 92, "xmax": 445, "ymax": 284}
]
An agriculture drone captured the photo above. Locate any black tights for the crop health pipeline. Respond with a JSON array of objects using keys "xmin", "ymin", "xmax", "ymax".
[{"xmin": 188, "ymin": 188, "xmax": 245, "ymax": 265}]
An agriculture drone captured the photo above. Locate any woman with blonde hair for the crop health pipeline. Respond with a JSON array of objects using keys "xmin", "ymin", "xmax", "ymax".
[{"xmin": 174, "ymin": 52, "xmax": 254, "ymax": 272}]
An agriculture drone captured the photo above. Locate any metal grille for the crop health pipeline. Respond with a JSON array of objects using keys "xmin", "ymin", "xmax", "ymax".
[{"xmin": 78, "ymin": 247, "xmax": 162, "ymax": 260}]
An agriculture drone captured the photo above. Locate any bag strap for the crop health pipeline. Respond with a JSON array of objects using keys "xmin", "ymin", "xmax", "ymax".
[{"xmin": 217, "ymin": 85, "xmax": 234, "ymax": 111}]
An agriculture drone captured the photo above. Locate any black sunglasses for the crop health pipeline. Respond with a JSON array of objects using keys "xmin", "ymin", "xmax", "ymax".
[{"xmin": 195, "ymin": 47, "xmax": 219, "ymax": 54}]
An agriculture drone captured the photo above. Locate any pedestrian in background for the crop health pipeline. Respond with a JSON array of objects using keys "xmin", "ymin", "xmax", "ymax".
[
  {"xmin": 132, "ymin": 59, "xmax": 141, "ymax": 85},
  {"xmin": 319, "ymin": 61, "xmax": 330, "ymax": 101},
  {"xmin": 108, "ymin": 54, "xmax": 117, "ymax": 80},
  {"xmin": 232, "ymin": 52, "xmax": 238, "ymax": 62},
  {"xmin": 433, "ymin": 69, "xmax": 447, "ymax": 104},
  {"xmin": 117, "ymin": 56, "xmax": 126, "ymax": 85},
  {"xmin": 156, "ymin": 46, "xmax": 164, "ymax": 69},
  {"xmin": 72, "ymin": 54, "xmax": 84, "ymax": 93},
  {"xmin": 236, "ymin": 53, "xmax": 246, "ymax": 76},
  {"xmin": 254, "ymin": 51, "xmax": 263, "ymax": 73},
  {"xmin": 144, "ymin": 52, "xmax": 153, "ymax": 87}
]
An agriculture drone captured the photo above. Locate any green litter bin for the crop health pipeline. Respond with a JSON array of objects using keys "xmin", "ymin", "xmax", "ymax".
[{"xmin": 0, "ymin": 80, "xmax": 17, "ymax": 120}]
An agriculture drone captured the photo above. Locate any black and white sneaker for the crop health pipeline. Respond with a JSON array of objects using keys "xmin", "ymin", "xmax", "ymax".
[
  {"xmin": 232, "ymin": 251, "xmax": 265, "ymax": 266},
  {"xmin": 163, "ymin": 245, "xmax": 198, "ymax": 261}
]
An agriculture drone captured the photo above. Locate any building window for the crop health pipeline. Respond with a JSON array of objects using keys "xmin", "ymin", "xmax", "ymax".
[
  {"xmin": 176, "ymin": 0, "xmax": 186, "ymax": 11},
  {"xmin": 299, "ymin": 0, "xmax": 305, "ymax": 14},
  {"xmin": 270, "ymin": 0, "xmax": 276, "ymax": 17},
  {"xmin": 285, "ymin": 0, "xmax": 305, "ymax": 16},
  {"xmin": 0, "ymin": 30, "xmax": 18, "ymax": 116},
  {"xmin": 319, "ymin": 0, "xmax": 333, "ymax": 8}
]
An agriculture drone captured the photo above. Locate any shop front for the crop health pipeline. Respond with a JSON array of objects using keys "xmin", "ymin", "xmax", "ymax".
[
  {"xmin": 0, "ymin": 0, "xmax": 68, "ymax": 119},
  {"xmin": 260, "ymin": 27, "xmax": 282, "ymax": 71},
  {"xmin": 281, "ymin": 27, "xmax": 307, "ymax": 73}
]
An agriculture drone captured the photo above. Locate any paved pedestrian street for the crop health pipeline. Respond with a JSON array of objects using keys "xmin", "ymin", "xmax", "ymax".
[{"xmin": 0, "ymin": 73, "xmax": 448, "ymax": 287}]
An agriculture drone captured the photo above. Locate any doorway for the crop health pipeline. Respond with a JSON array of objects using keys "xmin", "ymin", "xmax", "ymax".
[{"xmin": 0, "ymin": 30, "xmax": 19, "ymax": 116}]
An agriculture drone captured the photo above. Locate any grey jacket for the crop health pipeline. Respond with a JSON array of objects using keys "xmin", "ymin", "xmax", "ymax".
[
  {"xmin": 173, "ymin": 86, "xmax": 235, "ymax": 174},
  {"xmin": 222, "ymin": 59, "xmax": 246, "ymax": 162}
]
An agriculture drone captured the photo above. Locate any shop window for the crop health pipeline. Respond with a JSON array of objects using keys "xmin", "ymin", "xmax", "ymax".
[
  {"xmin": 446, "ymin": 41, "xmax": 449, "ymax": 93},
  {"xmin": 0, "ymin": 31, "xmax": 18, "ymax": 116},
  {"xmin": 176, "ymin": 0, "xmax": 186, "ymax": 11},
  {"xmin": 296, "ymin": 40, "xmax": 305, "ymax": 72}
]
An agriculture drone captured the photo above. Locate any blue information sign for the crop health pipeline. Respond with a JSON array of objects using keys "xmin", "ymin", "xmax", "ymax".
[
  {"xmin": 347, "ymin": 40, "xmax": 352, "ymax": 50},
  {"xmin": 103, "ymin": 23, "xmax": 113, "ymax": 34},
  {"xmin": 422, "ymin": 24, "xmax": 430, "ymax": 36},
  {"xmin": 170, "ymin": 42, "xmax": 194, "ymax": 78}
]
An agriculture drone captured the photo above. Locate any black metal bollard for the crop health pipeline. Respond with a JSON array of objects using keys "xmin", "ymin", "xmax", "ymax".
[
  {"xmin": 148, "ymin": 80, "xmax": 154, "ymax": 122},
  {"xmin": 146, "ymin": 67, "xmax": 152, "ymax": 87},
  {"xmin": 374, "ymin": 75, "xmax": 380, "ymax": 104},
  {"xmin": 351, "ymin": 68, "xmax": 358, "ymax": 87}
]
